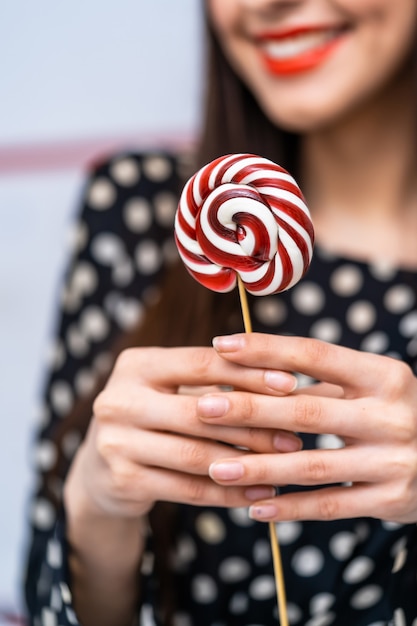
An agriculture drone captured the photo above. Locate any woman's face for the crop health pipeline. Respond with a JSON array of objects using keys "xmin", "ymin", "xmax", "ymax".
[{"xmin": 208, "ymin": 0, "xmax": 417, "ymax": 132}]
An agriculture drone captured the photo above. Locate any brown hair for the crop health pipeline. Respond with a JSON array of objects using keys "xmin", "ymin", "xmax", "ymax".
[{"xmin": 41, "ymin": 16, "xmax": 299, "ymax": 625}]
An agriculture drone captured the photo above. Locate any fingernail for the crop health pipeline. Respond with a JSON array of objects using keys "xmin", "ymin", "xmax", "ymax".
[
  {"xmin": 209, "ymin": 461, "xmax": 244, "ymax": 481},
  {"xmin": 249, "ymin": 503, "xmax": 278, "ymax": 521},
  {"xmin": 273, "ymin": 433, "xmax": 302, "ymax": 452},
  {"xmin": 212, "ymin": 334, "xmax": 245, "ymax": 352},
  {"xmin": 197, "ymin": 395, "xmax": 230, "ymax": 417},
  {"xmin": 245, "ymin": 486, "xmax": 276, "ymax": 501},
  {"xmin": 265, "ymin": 370, "xmax": 297, "ymax": 393}
]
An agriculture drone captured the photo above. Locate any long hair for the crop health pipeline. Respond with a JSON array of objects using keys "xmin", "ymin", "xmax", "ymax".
[{"xmin": 38, "ymin": 16, "xmax": 300, "ymax": 625}]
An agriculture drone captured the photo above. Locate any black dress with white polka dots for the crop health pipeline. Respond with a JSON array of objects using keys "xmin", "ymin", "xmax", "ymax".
[{"xmin": 25, "ymin": 152, "xmax": 417, "ymax": 626}]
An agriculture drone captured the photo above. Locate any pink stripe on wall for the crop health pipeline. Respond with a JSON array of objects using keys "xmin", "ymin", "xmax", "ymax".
[{"xmin": 0, "ymin": 132, "xmax": 195, "ymax": 175}]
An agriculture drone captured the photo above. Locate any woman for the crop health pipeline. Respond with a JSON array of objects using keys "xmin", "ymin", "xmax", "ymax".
[{"xmin": 25, "ymin": 1, "xmax": 417, "ymax": 625}]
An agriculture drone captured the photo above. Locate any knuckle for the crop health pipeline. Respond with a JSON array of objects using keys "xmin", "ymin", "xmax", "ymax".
[
  {"xmin": 184, "ymin": 477, "xmax": 207, "ymax": 504},
  {"xmin": 303, "ymin": 456, "xmax": 330, "ymax": 484},
  {"xmin": 96, "ymin": 428, "xmax": 118, "ymax": 460},
  {"xmin": 188, "ymin": 348, "xmax": 215, "ymax": 379},
  {"xmin": 303, "ymin": 338, "xmax": 332, "ymax": 366},
  {"xmin": 93, "ymin": 391, "xmax": 115, "ymax": 422},
  {"xmin": 385, "ymin": 360, "xmax": 413, "ymax": 398},
  {"xmin": 238, "ymin": 393, "xmax": 258, "ymax": 424},
  {"xmin": 109, "ymin": 463, "xmax": 137, "ymax": 495},
  {"xmin": 316, "ymin": 492, "xmax": 340, "ymax": 520},
  {"xmin": 293, "ymin": 396, "xmax": 323, "ymax": 431},
  {"xmin": 179, "ymin": 440, "xmax": 208, "ymax": 471}
]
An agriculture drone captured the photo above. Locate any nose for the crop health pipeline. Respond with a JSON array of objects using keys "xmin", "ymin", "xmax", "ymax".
[{"xmin": 238, "ymin": 0, "xmax": 305, "ymax": 19}]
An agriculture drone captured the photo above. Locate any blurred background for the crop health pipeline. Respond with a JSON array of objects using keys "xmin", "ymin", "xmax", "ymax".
[{"xmin": 0, "ymin": 1, "xmax": 202, "ymax": 621}]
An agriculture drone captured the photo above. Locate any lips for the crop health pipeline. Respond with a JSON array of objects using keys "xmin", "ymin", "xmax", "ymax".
[{"xmin": 257, "ymin": 26, "xmax": 347, "ymax": 76}]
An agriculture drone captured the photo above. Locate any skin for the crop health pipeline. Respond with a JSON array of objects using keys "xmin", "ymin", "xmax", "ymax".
[{"xmin": 64, "ymin": 1, "xmax": 417, "ymax": 624}]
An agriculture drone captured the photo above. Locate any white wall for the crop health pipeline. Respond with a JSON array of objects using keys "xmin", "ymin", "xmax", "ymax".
[{"xmin": 0, "ymin": 1, "xmax": 202, "ymax": 619}]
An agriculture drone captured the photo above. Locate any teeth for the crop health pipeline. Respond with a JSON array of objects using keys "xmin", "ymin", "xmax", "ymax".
[{"xmin": 263, "ymin": 30, "xmax": 337, "ymax": 60}]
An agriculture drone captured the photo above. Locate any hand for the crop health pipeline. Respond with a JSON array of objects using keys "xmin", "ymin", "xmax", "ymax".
[
  {"xmin": 198, "ymin": 333, "xmax": 417, "ymax": 524},
  {"xmin": 65, "ymin": 345, "xmax": 300, "ymax": 522}
]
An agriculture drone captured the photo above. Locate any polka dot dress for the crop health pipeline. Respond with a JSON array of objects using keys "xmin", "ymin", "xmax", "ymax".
[{"xmin": 24, "ymin": 153, "xmax": 417, "ymax": 626}]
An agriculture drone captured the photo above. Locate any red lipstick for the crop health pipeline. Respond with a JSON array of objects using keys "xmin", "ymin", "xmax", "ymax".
[{"xmin": 257, "ymin": 26, "xmax": 346, "ymax": 76}]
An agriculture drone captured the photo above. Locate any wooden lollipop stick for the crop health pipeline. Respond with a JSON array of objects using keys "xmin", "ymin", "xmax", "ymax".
[{"xmin": 237, "ymin": 276, "xmax": 289, "ymax": 626}]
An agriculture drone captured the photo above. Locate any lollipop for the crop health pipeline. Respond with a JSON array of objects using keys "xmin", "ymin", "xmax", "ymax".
[
  {"xmin": 174, "ymin": 152, "xmax": 314, "ymax": 296},
  {"xmin": 174, "ymin": 153, "xmax": 315, "ymax": 626}
]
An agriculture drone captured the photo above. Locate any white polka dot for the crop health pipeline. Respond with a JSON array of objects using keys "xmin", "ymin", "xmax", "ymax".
[
  {"xmin": 66, "ymin": 607, "xmax": 79, "ymax": 624},
  {"xmin": 172, "ymin": 535, "xmax": 196, "ymax": 568},
  {"xmin": 407, "ymin": 337, "xmax": 417, "ymax": 357},
  {"xmin": 316, "ymin": 434, "xmax": 344, "ymax": 449},
  {"xmin": 34, "ymin": 440, "xmax": 57, "ymax": 470},
  {"xmin": 112, "ymin": 258, "xmax": 135, "ymax": 287},
  {"xmin": 46, "ymin": 340, "xmax": 66, "ymax": 371},
  {"xmin": 330, "ymin": 264, "xmax": 363, "ymax": 296},
  {"xmin": 66, "ymin": 324, "xmax": 89, "ymax": 358},
  {"xmin": 219, "ymin": 556, "xmax": 251, "ymax": 583},
  {"xmin": 310, "ymin": 593, "xmax": 335, "ymax": 615},
  {"xmin": 74, "ymin": 368, "xmax": 97, "ymax": 397},
  {"xmin": 291, "ymin": 546, "xmax": 324, "ymax": 577},
  {"xmin": 50, "ymin": 584, "xmax": 62, "ymax": 612},
  {"xmin": 70, "ymin": 261, "xmax": 98, "ymax": 297},
  {"xmin": 93, "ymin": 351, "xmax": 114, "ymax": 375},
  {"xmin": 310, "ymin": 318, "xmax": 342, "ymax": 343},
  {"xmin": 305, "ymin": 613, "xmax": 335, "ymax": 626},
  {"xmin": 249, "ymin": 575, "xmax": 276, "ymax": 600},
  {"xmin": 172, "ymin": 612, "xmax": 192, "ymax": 626},
  {"xmin": 154, "ymin": 191, "xmax": 177, "ymax": 227},
  {"xmin": 123, "ymin": 197, "xmax": 152, "ymax": 233},
  {"xmin": 295, "ymin": 373, "xmax": 315, "ymax": 388},
  {"xmin": 140, "ymin": 551, "xmax": 154, "ymax": 576},
  {"xmin": 292, "ymin": 282, "xmax": 325, "ymax": 315},
  {"xmin": 59, "ymin": 582, "xmax": 72, "ymax": 604},
  {"xmin": 229, "ymin": 592, "xmax": 249, "ymax": 614},
  {"xmin": 91, "ymin": 233, "xmax": 125, "ymax": 265},
  {"xmin": 343, "ymin": 556, "xmax": 374, "ymax": 584},
  {"xmin": 287, "ymin": 602, "xmax": 302, "ymax": 623},
  {"xmin": 139, "ymin": 604, "xmax": 157, "ymax": 626},
  {"xmin": 196, "ymin": 512, "xmax": 226, "ymax": 544},
  {"xmin": 50, "ymin": 380, "xmax": 74, "ymax": 416},
  {"xmin": 46, "ymin": 539, "xmax": 62, "ymax": 569},
  {"xmin": 228, "ymin": 507, "xmax": 255, "ymax": 527},
  {"xmin": 367, "ymin": 622, "xmax": 385, "ymax": 626},
  {"xmin": 62, "ymin": 430, "xmax": 81, "ymax": 459},
  {"xmin": 384, "ymin": 285, "xmax": 415, "ymax": 314},
  {"xmin": 369, "ymin": 261, "xmax": 397, "ymax": 281},
  {"xmin": 110, "ymin": 157, "xmax": 140, "ymax": 186},
  {"xmin": 346, "ymin": 301, "xmax": 376, "ymax": 333},
  {"xmin": 87, "ymin": 177, "xmax": 116, "ymax": 210},
  {"xmin": 143, "ymin": 155, "xmax": 172, "ymax": 181},
  {"xmin": 399, "ymin": 311, "xmax": 417, "ymax": 337},
  {"xmin": 329, "ymin": 531, "xmax": 357, "ymax": 560},
  {"xmin": 253, "ymin": 539, "xmax": 271, "ymax": 566},
  {"xmin": 61, "ymin": 287, "xmax": 81, "ymax": 314},
  {"xmin": 392, "ymin": 547, "xmax": 408, "ymax": 573},
  {"xmin": 32, "ymin": 498, "xmax": 56, "ymax": 530},
  {"xmin": 253, "ymin": 297, "xmax": 287, "ymax": 326},
  {"xmin": 276, "ymin": 521, "xmax": 303, "ymax": 545},
  {"xmin": 114, "ymin": 298, "xmax": 144, "ymax": 330},
  {"xmin": 381, "ymin": 520, "xmax": 403, "ymax": 531},
  {"xmin": 394, "ymin": 609, "xmax": 407, "ymax": 626},
  {"xmin": 33, "ymin": 403, "xmax": 51, "ymax": 428},
  {"xmin": 360, "ymin": 331, "xmax": 389, "ymax": 354},
  {"xmin": 135, "ymin": 240, "xmax": 163, "ymax": 274},
  {"xmin": 80, "ymin": 306, "xmax": 110, "ymax": 342},
  {"xmin": 67, "ymin": 220, "xmax": 88, "ymax": 254},
  {"xmin": 191, "ymin": 574, "xmax": 218, "ymax": 603},
  {"xmin": 350, "ymin": 585, "xmax": 382, "ymax": 610},
  {"xmin": 41, "ymin": 607, "xmax": 57, "ymax": 626}
]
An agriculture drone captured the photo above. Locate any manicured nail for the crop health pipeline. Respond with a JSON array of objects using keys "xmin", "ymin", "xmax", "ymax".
[
  {"xmin": 273, "ymin": 433, "xmax": 302, "ymax": 452},
  {"xmin": 212, "ymin": 334, "xmax": 245, "ymax": 352},
  {"xmin": 264, "ymin": 370, "xmax": 297, "ymax": 393},
  {"xmin": 197, "ymin": 395, "xmax": 230, "ymax": 417},
  {"xmin": 249, "ymin": 504, "xmax": 278, "ymax": 521},
  {"xmin": 209, "ymin": 461, "xmax": 244, "ymax": 481},
  {"xmin": 245, "ymin": 486, "xmax": 276, "ymax": 501}
]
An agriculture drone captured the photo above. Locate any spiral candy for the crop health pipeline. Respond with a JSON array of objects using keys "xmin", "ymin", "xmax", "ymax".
[{"xmin": 174, "ymin": 153, "xmax": 314, "ymax": 296}]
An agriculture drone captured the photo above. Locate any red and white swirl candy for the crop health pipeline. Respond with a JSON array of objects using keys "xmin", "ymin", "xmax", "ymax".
[{"xmin": 174, "ymin": 153, "xmax": 314, "ymax": 296}]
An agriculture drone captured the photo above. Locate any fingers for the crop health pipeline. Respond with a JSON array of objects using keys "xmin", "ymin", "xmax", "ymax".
[
  {"xmin": 110, "ymin": 345, "xmax": 297, "ymax": 394},
  {"xmin": 197, "ymin": 390, "xmax": 397, "ymax": 441},
  {"xmin": 208, "ymin": 446, "xmax": 389, "ymax": 488},
  {"xmin": 213, "ymin": 333, "xmax": 414, "ymax": 398}
]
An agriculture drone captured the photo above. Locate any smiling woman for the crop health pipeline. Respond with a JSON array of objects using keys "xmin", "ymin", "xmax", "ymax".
[{"xmin": 24, "ymin": 1, "xmax": 417, "ymax": 625}]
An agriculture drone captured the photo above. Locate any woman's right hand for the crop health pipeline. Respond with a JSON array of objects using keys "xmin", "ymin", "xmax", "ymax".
[{"xmin": 65, "ymin": 344, "xmax": 299, "ymax": 522}]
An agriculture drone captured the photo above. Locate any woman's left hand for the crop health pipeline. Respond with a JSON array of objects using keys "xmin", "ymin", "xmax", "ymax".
[{"xmin": 197, "ymin": 333, "xmax": 417, "ymax": 524}]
